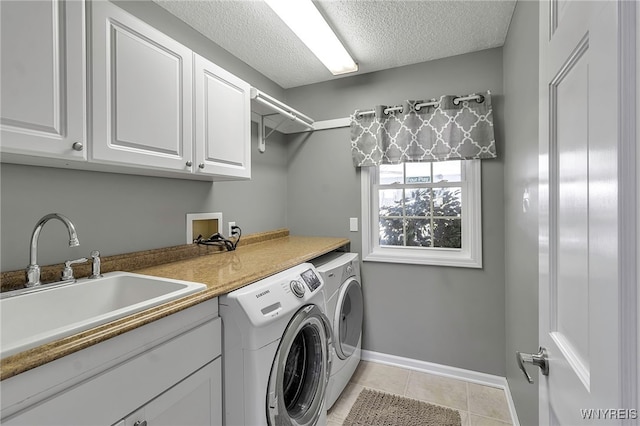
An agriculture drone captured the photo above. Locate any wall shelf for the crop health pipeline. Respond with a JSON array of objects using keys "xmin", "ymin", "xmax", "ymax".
[{"xmin": 250, "ymin": 87, "xmax": 350, "ymax": 152}]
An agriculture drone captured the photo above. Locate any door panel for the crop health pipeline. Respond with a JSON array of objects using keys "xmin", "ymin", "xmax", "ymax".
[
  {"xmin": 204, "ymin": 72, "xmax": 246, "ymax": 165},
  {"xmin": 551, "ymin": 35, "xmax": 590, "ymax": 388},
  {"xmin": 539, "ymin": 1, "xmax": 623, "ymax": 424},
  {"xmin": 112, "ymin": 25, "xmax": 182, "ymax": 155}
]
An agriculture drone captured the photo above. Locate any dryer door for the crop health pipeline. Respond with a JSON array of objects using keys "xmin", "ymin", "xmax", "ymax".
[
  {"xmin": 267, "ymin": 304, "xmax": 331, "ymax": 426},
  {"xmin": 334, "ymin": 278, "xmax": 363, "ymax": 360}
]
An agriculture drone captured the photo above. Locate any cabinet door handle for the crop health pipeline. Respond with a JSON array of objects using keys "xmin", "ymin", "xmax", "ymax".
[
  {"xmin": 198, "ymin": 163, "xmax": 205, "ymax": 169},
  {"xmin": 133, "ymin": 421, "xmax": 147, "ymax": 426},
  {"xmin": 185, "ymin": 161, "xmax": 192, "ymax": 167},
  {"xmin": 72, "ymin": 142, "xmax": 84, "ymax": 151}
]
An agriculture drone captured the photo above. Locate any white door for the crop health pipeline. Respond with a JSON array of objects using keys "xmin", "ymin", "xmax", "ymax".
[
  {"xmin": 537, "ymin": 1, "xmax": 636, "ymax": 424},
  {"xmin": 194, "ymin": 54, "xmax": 251, "ymax": 179},
  {"xmin": 91, "ymin": 1, "xmax": 193, "ymax": 172},
  {"xmin": 0, "ymin": 0, "xmax": 86, "ymax": 161}
]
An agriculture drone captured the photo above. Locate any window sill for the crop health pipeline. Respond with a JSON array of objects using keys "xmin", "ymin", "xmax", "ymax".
[{"xmin": 363, "ymin": 248, "xmax": 482, "ymax": 268}]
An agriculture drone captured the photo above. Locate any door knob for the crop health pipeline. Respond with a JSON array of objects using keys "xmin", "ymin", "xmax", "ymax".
[{"xmin": 516, "ymin": 347, "xmax": 549, "ymax": 384}]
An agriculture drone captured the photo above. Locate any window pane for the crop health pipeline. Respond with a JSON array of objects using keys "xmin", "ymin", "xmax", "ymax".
[
  {"xmin": 432, "ymin": 218, "xmax": 462, "ymax": 248},
  {"xmin": 433, "ymin": 160, "xmax": 462, "ymax": 182},
  {"xmin": 379, "ymin": 218, "xmax": 404, "ymax": 246},
  {"xmin": 405, "ymin": 162, "xmax": 431, "ymax": 184},
  {"xmin": 404, "ymin": 188, "xmax": 431, "ymax": 217},
  {"xmin": 379, "ymin": 163, "xmax": 404, "ymax": 185},
  {"xmin": 379, "ymin": 189, "xmax": 403, "ymax": 216},
  {"xmin": 405, "ymin": 219, "xmax": 431, "ymax": 247},
  {"xmin": 432, "ymin": 187, "xmax": 462, "ymax": 217}
]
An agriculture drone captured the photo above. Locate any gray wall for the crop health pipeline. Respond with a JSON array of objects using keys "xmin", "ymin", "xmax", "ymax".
[
  {"xmin": 0, "ymin": 128, "xmax": 288, "ymax": 272},
  {"xmin": 285, "ymin": 48, "xmax": 507, "ymax": 376},
  {"xmin": 502, "ymin": 1, "xmax": 539, "ymax": 425}
]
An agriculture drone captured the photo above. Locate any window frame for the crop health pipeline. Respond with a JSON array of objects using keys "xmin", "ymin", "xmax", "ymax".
[{"xmin": 361, "ymin": 159, "xmax": 483, "ymax": 268}]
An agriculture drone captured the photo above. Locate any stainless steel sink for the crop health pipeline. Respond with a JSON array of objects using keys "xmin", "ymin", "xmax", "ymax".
[{"xmin": 0, "ymin": 272, "xmax": 206, "ymax": 358}]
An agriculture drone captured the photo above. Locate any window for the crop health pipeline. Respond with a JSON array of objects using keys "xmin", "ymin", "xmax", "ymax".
[{"xmin": 361, "ymin": 160, "xmax": 482, "ymax": 268}]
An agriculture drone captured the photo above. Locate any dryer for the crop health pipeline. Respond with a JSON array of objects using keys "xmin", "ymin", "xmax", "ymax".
[
  {"xmin": 311, "ymin": 252, "xmax": 363, "ymax": 410},
  {"xmin": 219, "ymin": 263, "xmax": 331, "ymax": 426}
]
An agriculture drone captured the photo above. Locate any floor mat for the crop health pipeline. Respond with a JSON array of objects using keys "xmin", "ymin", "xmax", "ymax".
[{"xmin": 342, "ymin": 388, "xmax": 462, "ymax": 426}]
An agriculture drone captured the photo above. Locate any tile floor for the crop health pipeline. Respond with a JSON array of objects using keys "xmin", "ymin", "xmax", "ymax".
[{"xmin": 327, "ymin": 361, "xmax": 515, "ymax": 426}]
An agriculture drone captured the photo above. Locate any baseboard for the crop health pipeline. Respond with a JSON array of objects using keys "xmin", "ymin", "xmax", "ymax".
[{"xmin": 361, "ymin": 349, "xmax": 521, "ymax": 426}]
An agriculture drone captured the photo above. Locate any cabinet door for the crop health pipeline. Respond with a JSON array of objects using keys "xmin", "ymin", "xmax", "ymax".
[
  {"xmin": 123, "ymin": 358, "xmax": 222, "ymax": 426},
  {"xmin": 194, "ymin": 55, "xmax": 251, "ymax": 179},
  {"xmin": 91, "ymin": 1, "xmax": 192, "ymax": 172},
  {"xmin": 0, "ymin": 0, "xmax": 86, "ymax": 161}
]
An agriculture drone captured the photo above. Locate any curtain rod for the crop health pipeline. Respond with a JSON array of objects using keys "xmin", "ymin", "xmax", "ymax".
[{"xmin": 356, "ymin": 93, "xmax": 485, "ymax": 117}]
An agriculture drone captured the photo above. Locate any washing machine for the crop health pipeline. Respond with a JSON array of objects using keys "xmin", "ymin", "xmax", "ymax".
[
  {"xmin": 311, "ymin": 252, "xmax": 363, "ymax": 410},
  {"xmin": 219, "ymin": 263, "xmax": 332, "ymax": 426}
]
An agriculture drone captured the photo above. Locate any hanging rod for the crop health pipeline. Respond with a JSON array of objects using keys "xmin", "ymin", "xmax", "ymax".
[
  {"xmin": 356, "ymin": 94, "xmax": 485, "ymax": 117},
  {"xmin": 250, "ymin": 88, "xmax": 314, "ymax": 129},
  {"xmin": 250, "ymin": 87, "xmax": 316, "ymax": 153}
]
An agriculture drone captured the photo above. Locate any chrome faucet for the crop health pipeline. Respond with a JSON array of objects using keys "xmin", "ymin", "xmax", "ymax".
[
  {"xmin": 26, "ymin": 213, "xmax": 80, "ymax": 287},
  {"xmin": 89, "ymin": 250, "xmax": 103, "ymax": 279}
]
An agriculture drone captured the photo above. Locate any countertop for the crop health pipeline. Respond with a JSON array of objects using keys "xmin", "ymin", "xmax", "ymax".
[{"xmin": 1, "ymin": 234, "xmax": 350, "ymax": 380}]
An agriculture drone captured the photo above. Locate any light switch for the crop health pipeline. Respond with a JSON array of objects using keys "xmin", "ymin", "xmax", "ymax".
[{"xmin": 349, "ymin": 217, "xmax": 358, "ymax": 232}]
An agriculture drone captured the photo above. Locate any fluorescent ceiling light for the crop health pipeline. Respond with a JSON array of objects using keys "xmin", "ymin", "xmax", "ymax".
[{"xmin": 264, "ymin": 0, "xmax": 358, "ymax": 76}]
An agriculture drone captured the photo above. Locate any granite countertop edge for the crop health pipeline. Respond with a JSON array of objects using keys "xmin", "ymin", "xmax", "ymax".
[{"xmin": 0, "ymin": 232, "xmax": 350, "ymax": 381}]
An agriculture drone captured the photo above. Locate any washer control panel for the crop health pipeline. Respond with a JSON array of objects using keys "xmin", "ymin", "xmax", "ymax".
[{"xmin": 223, "ymin": 263, "xmax": 325, "ymax": 327}]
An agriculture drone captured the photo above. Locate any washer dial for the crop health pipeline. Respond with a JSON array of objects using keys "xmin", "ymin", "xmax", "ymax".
[{"xmin": 290, "ymin": 279, "xmax": 306, "ymax": 298}]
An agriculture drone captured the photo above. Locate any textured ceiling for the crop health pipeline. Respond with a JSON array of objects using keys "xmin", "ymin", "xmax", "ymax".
[{"xmin": 153, "ymin": 0, "xmax": 517, "ymax": 89}]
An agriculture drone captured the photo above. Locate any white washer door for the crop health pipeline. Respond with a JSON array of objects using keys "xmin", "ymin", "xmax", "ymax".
[
  {"xmin": 334, "ymin": 278, "xmax": 363, "ymax": 360},
  {"xmin": 267, "ymin": 304, "xmax": 331, "ymax": 426}
]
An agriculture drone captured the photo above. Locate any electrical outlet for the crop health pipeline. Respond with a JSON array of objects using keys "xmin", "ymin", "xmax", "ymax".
[{"xmin": 228, "ymin": 221, "xmax": 236, "ymax": 237}]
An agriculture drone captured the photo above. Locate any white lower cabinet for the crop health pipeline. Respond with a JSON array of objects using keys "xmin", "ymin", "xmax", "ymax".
[
  {"xmin": 116, "ymin": 359, "xmax": 221, "ymax": 426},
  {"xmin": 0, "ymin": 299, "xmax": 221, "ymax": 426}
]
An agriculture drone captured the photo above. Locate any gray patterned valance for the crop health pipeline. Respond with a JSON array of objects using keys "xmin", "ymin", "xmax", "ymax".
[{"xmin": 350, "ymin": 91, "xmax": 496, "ymax": 167}]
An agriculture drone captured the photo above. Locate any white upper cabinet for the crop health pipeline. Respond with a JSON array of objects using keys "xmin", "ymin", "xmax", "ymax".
[
  {"xmin": 91, "ymin": 0, "xmax": 193, "ymax": 173},
  {"xmin": 1, "ymin": 0, "xmax": 251, "ymax": 180},
  {"xmin": 0, "ymin": 0, "xmax": 86, "ymax": 161},
  {"xmin": 194, "ymin": 55, "xmax": 251, "ymax": 179}
]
